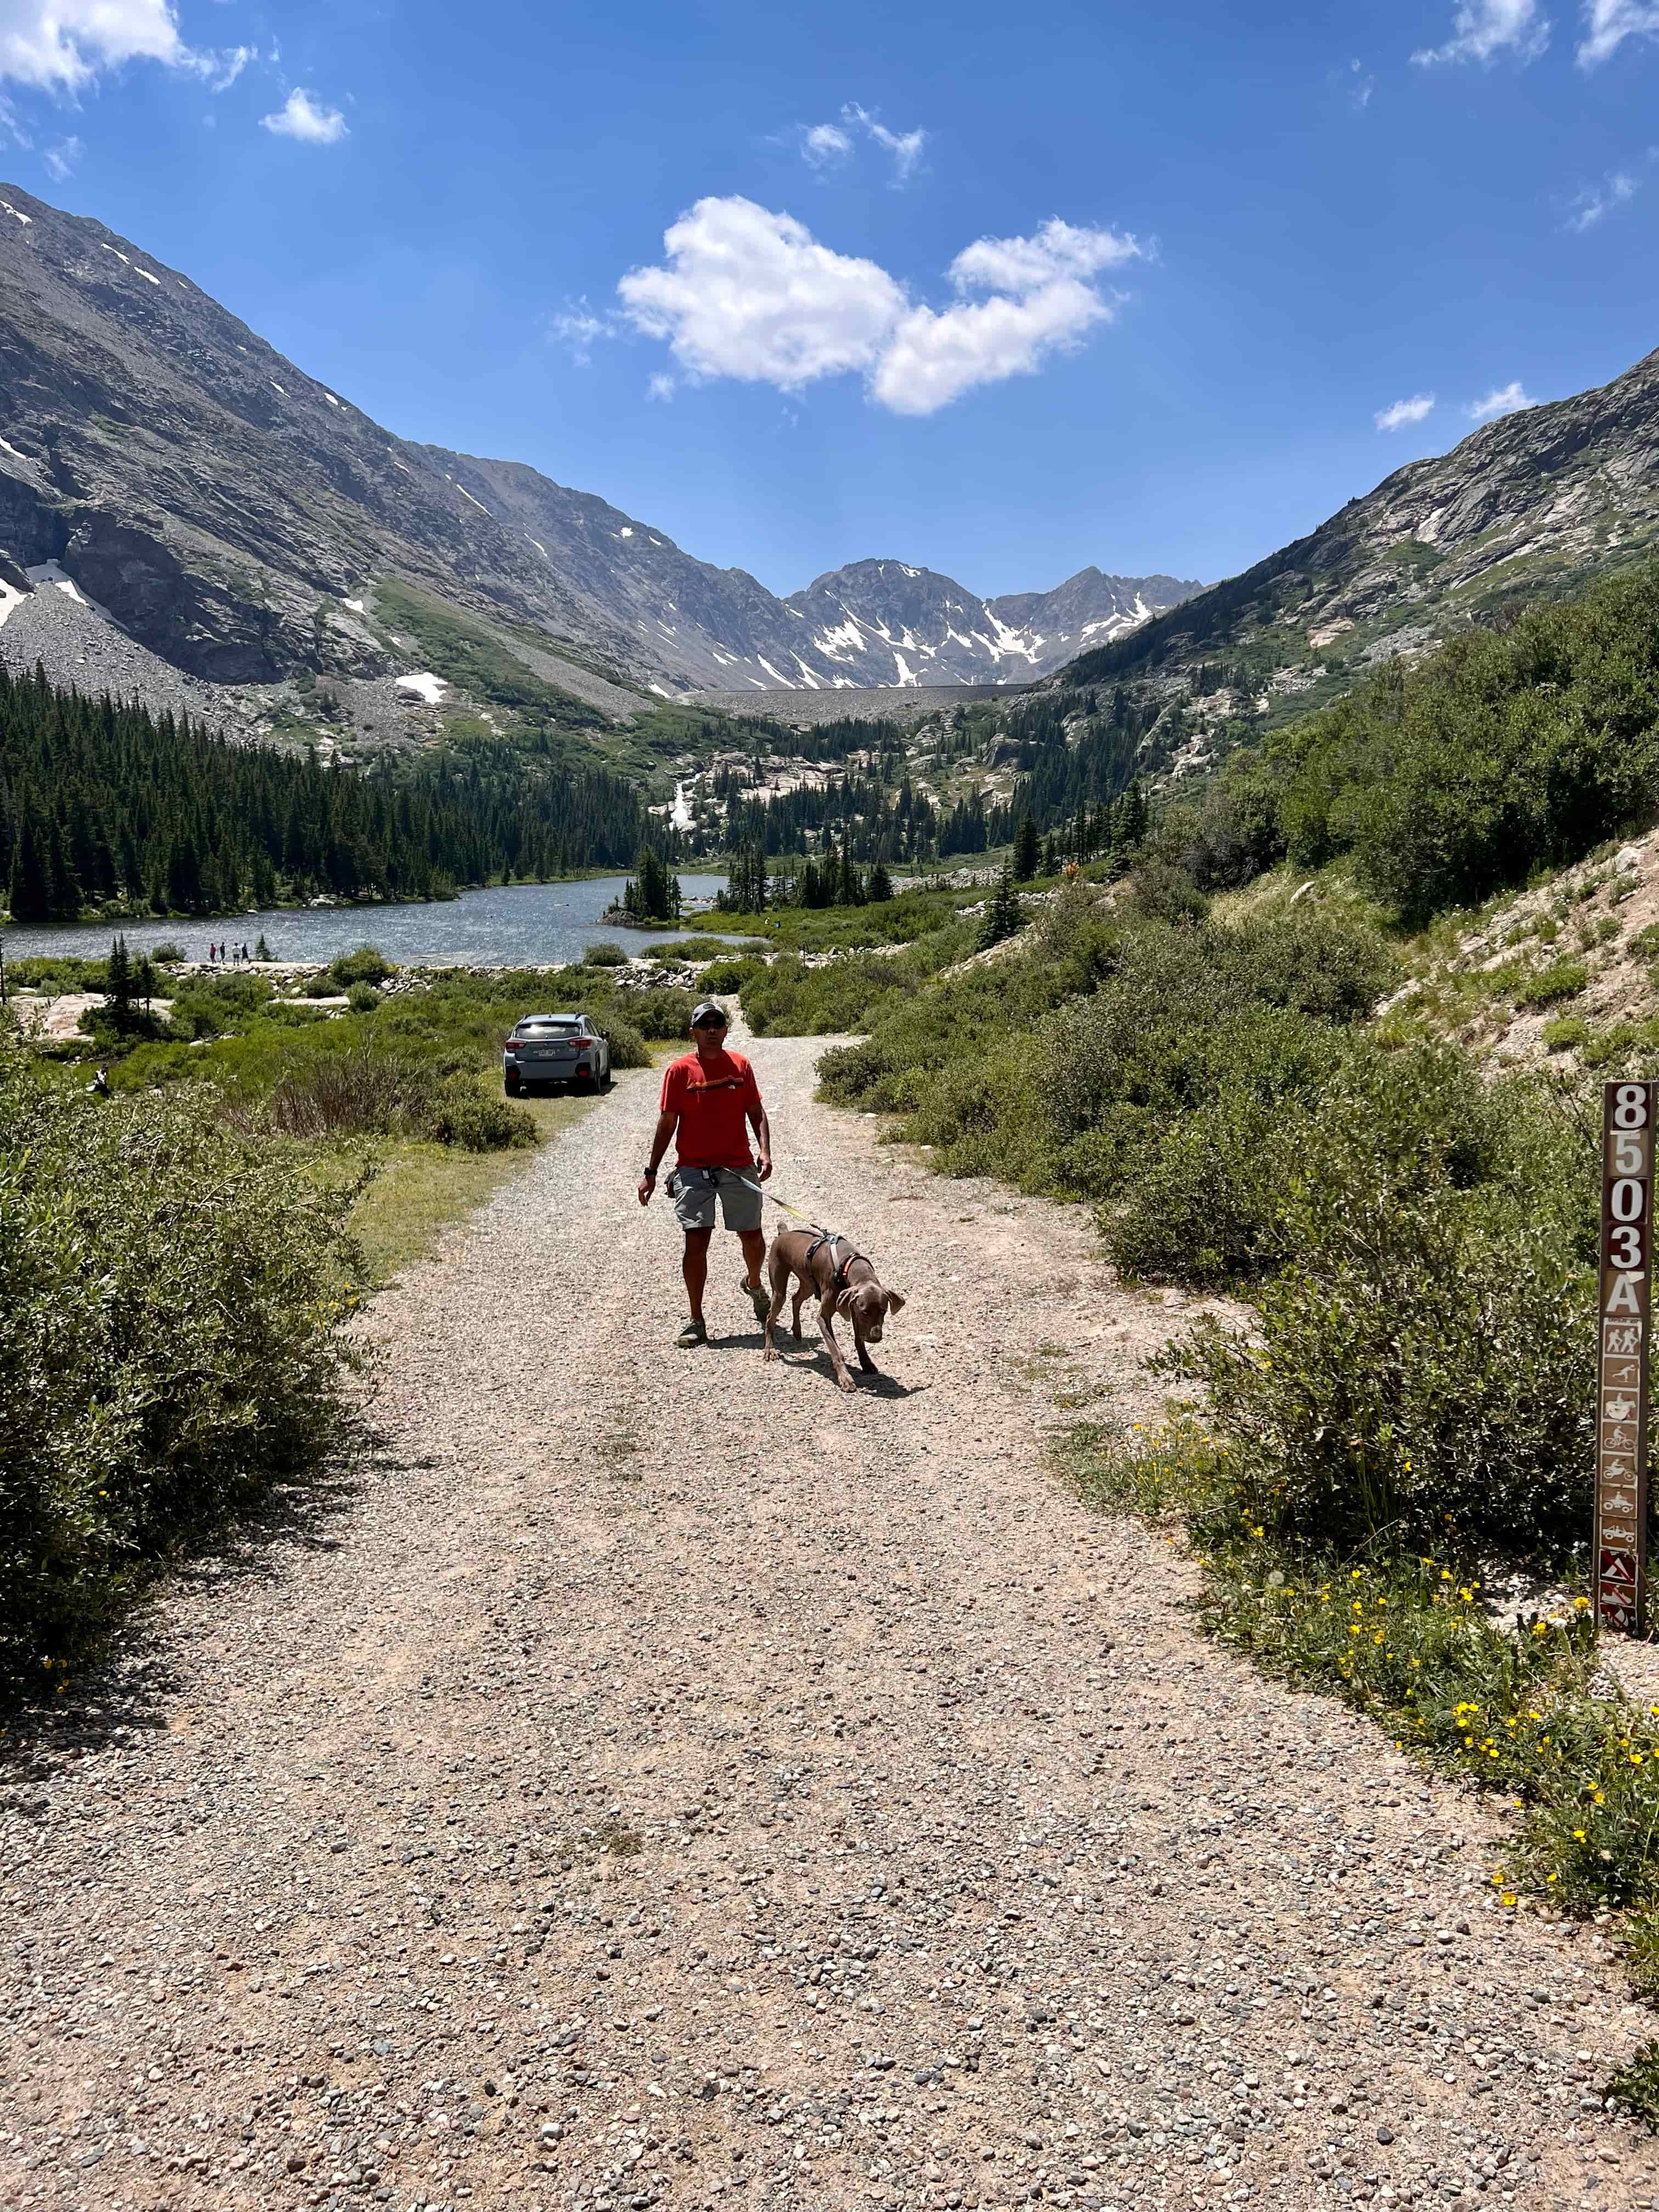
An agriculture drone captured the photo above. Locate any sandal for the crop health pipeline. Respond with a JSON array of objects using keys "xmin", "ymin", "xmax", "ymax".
[
  {"xmin": 676, "ymin": 1316, "xmax": 708, "ymax": 1348},
  {"xmin": 742, "ymin": 1277, "xmax": 771, "ymax": 1327}
]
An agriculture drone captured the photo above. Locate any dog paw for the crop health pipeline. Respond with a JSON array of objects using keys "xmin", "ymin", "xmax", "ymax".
[{"xmin": 837, "ymin": 1374, "xmax": 857, "ymax": 1395}]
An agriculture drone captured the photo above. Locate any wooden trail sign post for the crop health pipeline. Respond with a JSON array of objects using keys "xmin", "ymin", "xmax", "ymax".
[{"xmin": 1596, "ymin": 1080, "xmax": 1655, "ymax": 1635}]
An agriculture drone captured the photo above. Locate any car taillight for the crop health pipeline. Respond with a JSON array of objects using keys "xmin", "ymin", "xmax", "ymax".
[{"xmin": 504, "ymin": 1043, "xmax": 519, "ymax": 1054}]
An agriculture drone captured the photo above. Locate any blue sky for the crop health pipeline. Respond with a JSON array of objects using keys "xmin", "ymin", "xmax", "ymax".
[{"xmin": 2, "ymin": 0, "xmax": 1658, "ymax": 598}]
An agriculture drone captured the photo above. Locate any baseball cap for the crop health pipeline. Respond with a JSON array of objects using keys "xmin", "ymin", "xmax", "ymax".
[{"xmin": 691, "ymin": 999, "xmax": 728, "ymax": 1027}]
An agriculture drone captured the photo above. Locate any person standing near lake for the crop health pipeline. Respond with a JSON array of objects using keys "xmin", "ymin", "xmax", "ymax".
[{"xmin": 637, "ymin": 1001, "xmax": 772, "ymax": 1348}]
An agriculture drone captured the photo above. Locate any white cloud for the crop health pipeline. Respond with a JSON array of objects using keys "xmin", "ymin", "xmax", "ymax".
[
  {"xmin": 1579, "ymin": 0, "xmax": 1659, "ymax": 61},
  {"xmin": 1567, "ymin": 167, "xmax": 1638, "ymax": 227},
  {"xmin": 0, "ymin": 91, "xmax": 30, "ymax": 145},
  {"xmin": 874, "ymin": 282, "xmax": 1110, "ymax": 415},
  {"xmin": 1375, "ymin": 392, "xmax": 1436, "ymax": 430},
  {"xmin": 798, "ymin": 101, "xmax": 928, "ymax": 183},
  {"xmin": 1412, "ymin": 0, "xmax": 1550, "ymax": 64},
  {"xmin": 0, "ymin": 0, "xmax": 187, "ymax": 90},
  {"xmin": 802, "ymin": 121, "xmax": 851, "ymax": 166},
  {"xmin": 549, "ymin": 302, "xmax": 612, "ymax": 364},
  {"xmin": 260, "ymin": 87, "xmax": 347, "ymax": 145},
  {"xmin": 197, "ymin": 41, "xmax": 254, "ymax": 90},
  {"xmin": 616, "ymin": 195, "xmax": 1139, "ymax": 417},
  {"xmin": 619, "ymin": 196, "xmax": 906, "ymax": 390},
  {"xmin": 1468, "ymin": 379, "xmax": 1534, "ymax": 420},
  {"xmin": 873, "ymin": 217, "xmax": 1141, "ymax": 414},
  {"xmin": 842, "ymin": 101, "xmax": 927, "ymax": 182},
  {"xmin": 1350, "ymin": 57, "xmax": 1376, "ymax": 103},
  {"xmin": 42, "ymin": 130, "xmax": 79, "ymax": 176},
  {"xmin": 949, "ymin": 216, "xmax": 1138, "ymax": 292},
  {"xmin": 647, "ymin": 372, "xmax": 676, "ymax": 402}
]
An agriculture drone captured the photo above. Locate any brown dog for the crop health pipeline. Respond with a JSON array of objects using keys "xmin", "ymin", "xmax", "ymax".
[{"xmin": 762, "ymin": 1225, "xmax": 905, "ymax": 1393}]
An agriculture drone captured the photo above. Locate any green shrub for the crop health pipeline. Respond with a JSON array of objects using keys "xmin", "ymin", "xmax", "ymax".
[
  {"xmin": 1104, "ymin": 1082, "xmax": 1308, "ymax": 1285},
  {"xmin": 1581, "ymin": 1020, "xmax": 1643, "ymax": 1070},
  {"xmin": 0, "ymin": 1038, "xmax": 364, "ymax": 1699},
  {"xmin": 1152, "ymin": 1068, "xmax": 1594, "ymax": 1556},
  {"xmin": 245, "ymin": 1041, "xmax": 450, "ymax": 1141},
  {"xmin": 165, "ymin": 970, "xmax": 273, "ymax": 1039},
  {"xmin": 347, "ymin": 982, "xmax": 383, "ymax": 1014},
  {"xmin": 428, "ymin": 1076, "xmax": 538, "ymax": 1152},
  {"xmin": 328, "ymin": 944, "xmax": 393, "ymax": 989},
  {"xmin": 583, "ymin": 941, "xmax": 631, "ymax": 967},
  {"xmin": 77, "ymin": 1004, "xmax": 171, "ymax": 1049},
  {"xmin": 618, "ymin": 986, "xmax": 696, "ymax": 1040},
  {"xmin": 1127, "ymin": 858, "xmax": 1210, "ymax": 927},
  {"xmin": 592, "ymin": 1012, "xmax": 648, "ymax": 1069},
  {"xmin": 904, "ymin": 1045, "xmax": 1048, "ymax": 1185},
  {"xmin": 742, "ymin": 952, "xmax": 910, "ymax": 1036},
  {"xmin": 11, "ymin": 955, "xmax": 113, "ymax": 993},
  {"xmin": 699, "ymin": 956, "xmax": 765, "ymax": 992},
  {"xmin": 1542, "ymin": 1015, "xmax": 1587, "ymax": 1052},
  {"xmin": 149, "ymin": 941, "xmax": 185, "ymax": 964},
  {"xmin": 1517, "ymin": 958, "xmax": 1588, "ymax": 1008},
  {"xmin": 301, "ymin": 970, "xmax": 341, "ymax": 999}
]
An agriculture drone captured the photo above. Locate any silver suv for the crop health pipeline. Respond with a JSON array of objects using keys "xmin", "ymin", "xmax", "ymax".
[{"xmin": 503, "ymin": 1013, "xmax": 612, "ymax": 1095}]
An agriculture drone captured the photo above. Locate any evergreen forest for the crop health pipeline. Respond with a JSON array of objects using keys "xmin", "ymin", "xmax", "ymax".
[{"xmin": 0, "ymin": 663, "xmax": 648, "ymax": 924}]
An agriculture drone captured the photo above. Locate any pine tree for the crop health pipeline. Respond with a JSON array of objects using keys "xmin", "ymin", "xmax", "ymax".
[
  {"xmin": 838, "ymin": 838, "xmax": 864, "ymax": 906},
  {"xmin": 106, "ymin": 934, "xmax": 133, "ymax": 1025},
  {"xmin": 867, "ymin": 857, "xmax": 893, "ymax": 902},
  {"xmin": 47, "ymin": 818, "xmax": 78, "ymax": 919},
  {"xmin": 1012, "ymin": 815, "xmax": 1040, "ymax": 882},
  {"xmin": 1112, "ymin": 780, "xmax": 1149, "ymax": 851},
  {"xmin": 978, "ymin": 864, "xmax": 1023, "ymax": 951},
  {"xmin": 7, "ymin": 806, "xmax": 49, "ymax": 923}
]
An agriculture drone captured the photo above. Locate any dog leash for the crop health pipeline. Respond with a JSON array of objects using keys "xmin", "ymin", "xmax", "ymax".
[{"xmin": 732, "ymin": 1175, "xmax": 817, "ymax": 1226}]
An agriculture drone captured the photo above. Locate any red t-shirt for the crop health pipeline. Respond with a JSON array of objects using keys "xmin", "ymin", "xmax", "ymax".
[{"xmin": 661, "ymin": 1047, "xmax": 763, "ymax": 1170}]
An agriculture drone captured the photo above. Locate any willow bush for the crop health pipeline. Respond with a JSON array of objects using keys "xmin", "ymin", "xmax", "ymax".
[{"xmin": 0, "ymin": 1040, "xmax": 366, "ymax": 1699}]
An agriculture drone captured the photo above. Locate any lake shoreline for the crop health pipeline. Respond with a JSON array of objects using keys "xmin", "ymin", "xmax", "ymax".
[{"xmin": 0, "ymin": 874, "xmax": 738, "ymax": 968}]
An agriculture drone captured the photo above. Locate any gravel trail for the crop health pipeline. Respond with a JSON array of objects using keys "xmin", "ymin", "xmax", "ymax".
[{"xmin": 3, "ymin": 1028, "xmax": 1658, "ymax": 2212}]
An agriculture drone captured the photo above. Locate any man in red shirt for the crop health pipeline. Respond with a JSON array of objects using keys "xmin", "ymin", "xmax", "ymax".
[{"xmin": 637, "ymin": 1000, "xmax": 773, "ymax": 1347}]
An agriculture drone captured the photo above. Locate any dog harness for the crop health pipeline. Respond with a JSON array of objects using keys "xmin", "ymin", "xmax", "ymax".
[{"xmin": 804, "ymin": 1229, "xmax": 866, "ymax": 1294}]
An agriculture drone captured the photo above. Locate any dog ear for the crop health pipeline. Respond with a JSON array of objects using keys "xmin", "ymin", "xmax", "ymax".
[{"xmin": 886, "ymin": 1289, "xmax": 906, "ymax": 1313}]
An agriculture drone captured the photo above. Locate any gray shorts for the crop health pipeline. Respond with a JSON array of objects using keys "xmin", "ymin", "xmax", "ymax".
[{"xmin": 670, "ymin": 1165, "xmax": 763, "ymax": 1234}]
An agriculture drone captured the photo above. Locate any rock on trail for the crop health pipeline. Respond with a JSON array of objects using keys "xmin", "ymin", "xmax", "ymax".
[{"xmin": 2, "ymin": 1028, "xmax": 1656, "ymax": 2212}]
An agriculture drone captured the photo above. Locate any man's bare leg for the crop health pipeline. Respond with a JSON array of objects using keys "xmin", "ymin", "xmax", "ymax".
[
  {"xmin": 682, "ymin": 1227, "xmax": 713, "ymax": 1323},
  {"xmin": 737, "ymin": 1227, "xmax": 766, "ymax": 1293}
]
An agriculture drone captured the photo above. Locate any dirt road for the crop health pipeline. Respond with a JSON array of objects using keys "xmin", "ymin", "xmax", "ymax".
[{"xmin": 3, "ymin": 1028, "xmax": 1658, "ymax": 2212}]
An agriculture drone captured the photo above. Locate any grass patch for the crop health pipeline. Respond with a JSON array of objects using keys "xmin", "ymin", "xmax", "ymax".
[
  {"xmin": 375, "ymin": 576, "xmax": 607, "ymax": 741},
  {"xmin": 1517, "ymin": 957, "xmax": 1589, "ymax": 1009},
  {"xmin": 1543, "ymin": 1014, "xmax": 1588, "ymax": 1052},
  {"xmin": 339, "ymin": 1085, "xmax": 600, "ymax": 1282}
]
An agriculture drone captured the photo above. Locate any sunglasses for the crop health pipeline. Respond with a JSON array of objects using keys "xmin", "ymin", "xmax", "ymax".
[{"xmin": 692, "ymin": 1016, "xmax": 728, "ymax": 1030}]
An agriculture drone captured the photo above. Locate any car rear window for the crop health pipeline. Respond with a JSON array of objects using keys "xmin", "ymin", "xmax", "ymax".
[{"xmin": 520, "ymin": 1019, "xmax": 580, "ymax": 1034}]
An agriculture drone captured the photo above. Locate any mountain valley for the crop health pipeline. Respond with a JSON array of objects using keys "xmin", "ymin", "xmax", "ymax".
[{"xmin": 0, "ymin": 181, "xmax": 1193, "ymax": 773}]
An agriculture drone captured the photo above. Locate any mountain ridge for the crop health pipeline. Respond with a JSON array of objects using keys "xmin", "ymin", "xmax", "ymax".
[
  {"xmin": 1052, "ymin": 343, "xmax": 1659, "ymax": 747},
  {"xmin": 0, "ymin": 182, "xmax": 1191, "ymax": 726}
]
